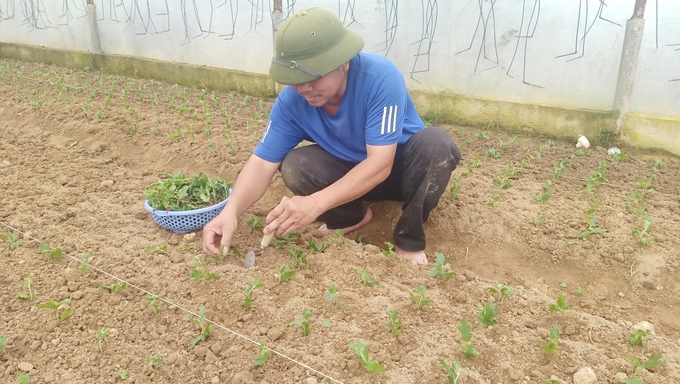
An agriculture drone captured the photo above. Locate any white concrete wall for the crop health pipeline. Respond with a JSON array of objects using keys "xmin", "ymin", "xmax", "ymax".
[{"xmin": 0, "ymin": 0, "xmax": 678, "ymax": 119}]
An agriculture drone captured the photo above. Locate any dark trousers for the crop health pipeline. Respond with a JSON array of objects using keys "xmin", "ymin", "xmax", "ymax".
[{"xmin": 279, "ymin": 127, "xmax": 461, "ymax": 251}]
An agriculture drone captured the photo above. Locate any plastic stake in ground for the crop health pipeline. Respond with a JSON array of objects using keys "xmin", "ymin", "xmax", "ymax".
[{"xmin": 243, "ymin": 196, "xmax": 289, "ymax": 268}]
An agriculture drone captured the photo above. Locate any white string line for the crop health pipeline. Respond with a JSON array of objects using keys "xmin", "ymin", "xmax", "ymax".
[
  {"xmin": 0, "ymin": 221, "xmax": 344, "ymax": 384},
  {"xmin": 456, "ymin": 156, "xmax": 680, "ymax": 200}
]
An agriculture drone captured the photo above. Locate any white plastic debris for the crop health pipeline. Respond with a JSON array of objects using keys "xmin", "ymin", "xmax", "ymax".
[
  {"xmin": 576, "ymin": 136, "xmax": 591, "ymax": 149},
  {"xmin": 608, "ymin": 147, "xmax": 621, "ymax": 155}
]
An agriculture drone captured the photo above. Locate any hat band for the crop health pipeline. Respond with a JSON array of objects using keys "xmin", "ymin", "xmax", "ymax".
[{"xmin": 271, "ymin": 57, "xmax": 323, "ymax": 80}]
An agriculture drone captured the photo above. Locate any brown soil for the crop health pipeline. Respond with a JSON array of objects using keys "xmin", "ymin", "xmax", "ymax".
[{"xmin": 0, "ymin": 59, "xmax": 679, "ymax": 384}]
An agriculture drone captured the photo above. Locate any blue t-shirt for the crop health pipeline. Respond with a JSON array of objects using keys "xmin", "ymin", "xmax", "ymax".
[{"xmin": 254, "ymin": 52, "xmax": 424, "ymax": 164}]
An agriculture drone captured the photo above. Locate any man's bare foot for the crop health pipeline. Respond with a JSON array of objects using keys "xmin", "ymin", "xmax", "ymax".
[
  {"xmin": 395, "ymin": 246, "xmax": 428, "ymax": 265},
  {"xmin": 319, "ymin": 208, "xmax": 373, "ymax": 235}
]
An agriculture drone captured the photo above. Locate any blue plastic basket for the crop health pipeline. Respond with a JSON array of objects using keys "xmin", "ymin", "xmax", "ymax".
[{"xmin": 144, "ymin": 190, "xmax": 231, "ymax": 234}]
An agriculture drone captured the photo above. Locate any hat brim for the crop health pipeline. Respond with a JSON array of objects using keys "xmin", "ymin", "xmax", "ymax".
[{"xmin": 269, "ymin": 29, "xmax": 364, "ymax": 85}]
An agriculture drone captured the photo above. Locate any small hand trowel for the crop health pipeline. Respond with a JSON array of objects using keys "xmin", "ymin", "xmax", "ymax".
[{"xmin": 243, "ymin": 196, "xmax": 288, "ymax": 268}]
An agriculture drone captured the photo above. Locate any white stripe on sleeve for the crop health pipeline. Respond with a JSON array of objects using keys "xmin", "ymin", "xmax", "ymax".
[
  {"xmin": 381, "ymin": 107, "xmax": 387, "ymax": 135},
  {"xmin": 386, "ymin": 106, "xmax": 393, "ymax": 134},
  {"xmin": 391, "ymin": 105, "xmax": 398, "ymax": 133}
]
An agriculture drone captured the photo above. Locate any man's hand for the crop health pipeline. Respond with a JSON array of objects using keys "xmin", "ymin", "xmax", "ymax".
[
  {"xmin": 264, "ymin": 195, "xmax": 323, "ymax": 237},
  {"xmin": 202, "ymin": 211, "xmax": 238, "ymax": 256}
]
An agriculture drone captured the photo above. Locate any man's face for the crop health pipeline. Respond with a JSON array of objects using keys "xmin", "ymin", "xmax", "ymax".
[{"xmin": 290, "ymin": 63, "xmax": 348, "ymax": 108}]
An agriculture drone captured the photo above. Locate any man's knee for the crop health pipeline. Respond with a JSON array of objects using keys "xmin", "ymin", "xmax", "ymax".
[{"xmin": 410, "ymin": 127, "xmax": 461, "ymax": 167}]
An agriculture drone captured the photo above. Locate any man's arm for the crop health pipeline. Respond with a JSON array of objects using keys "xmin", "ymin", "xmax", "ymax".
[
  {"xmin": 264, "ymin": 143, "xmax": 397, "ymax": 236},
  {"xmin": 202, "ymin": 154, "xmax": 280, "ymax": 255}
]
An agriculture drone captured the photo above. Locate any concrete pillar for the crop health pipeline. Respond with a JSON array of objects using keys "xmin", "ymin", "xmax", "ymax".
[
  {"xmin": 613, "ymin": 0, "xmax": 646, "ymax": 134},
  {"xmin": 86, "ymin": 0, "xmax": 102, "ymax": 54}
]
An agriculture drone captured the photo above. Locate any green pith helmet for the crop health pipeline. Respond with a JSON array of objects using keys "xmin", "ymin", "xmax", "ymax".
[{"xmin": 269, "ymin": 7, "xmax": 364, "ymax": 85}]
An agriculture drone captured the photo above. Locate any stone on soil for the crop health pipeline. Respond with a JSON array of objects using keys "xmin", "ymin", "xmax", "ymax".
[
  {"xmin": 17, "ymin": 362, "xmax": 33, "ymax": 372},
  {"xmin": 573, "ymin": 367, "xmax": 597, "ymax": 384}
]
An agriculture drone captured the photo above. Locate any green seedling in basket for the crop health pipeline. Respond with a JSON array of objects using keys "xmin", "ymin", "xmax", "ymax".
[
  {"xmin": 349, "ymin": 340, "xmax": 386, "ymax": 373},
  {"xmin": 476, "ymin": 302, "xmax": 498, "ymax": 328},
  {"xmin": 289, "ymin": 309, "xmax": 312, "ymax": 336},
  {"xmin": 254, "ymin": 340, "xmax": 271, "ymax": 366},
  {"xmin": 188, "ymin": 306, "xmax": 213, "ymax": 350},
  {"xmin": 17, "ymin": 276, "xmax": 37, "ymax": 300},
  {"xmin": 428, "ymin": 252, "xmax": 456, "ymax": 279},
  {"xmin": 238, "ymin": 277, "xmax": 264, "ymax": 309},
  {"xmin": 144, "ymin": 244, "xmax": 170, "ymax": 255},
  {"xmin": 97, "ymin": 327, "xmax": 109, "ymax": 353},
  {"xmin": 438, "ymin": 359, "xmax": 463, "ymax": 384},
  {"xmin": 549, "ymin": 293, "xmax": 573, "ymax": 319},
  {"xmin": 39, "ymin": 242, "xmax": 62, "ymax": 259},
  {"xmin": 189, "ymin": 258, "xmax": 219, "ymax": 280},
  {"xmin": 387, "ymin": 307, "xmax": 402, "ymax": 337},
  {"xmin": 408, "ymin": 285, "xmax": 431, "ymax": 310},
  {"xmin": 38, "ymin": 299, "xmax": 72, "ymax": 322},
  {"xmin": 324, "ymin": 284, "xmax": 344, "ymax": 308},
  {"xmin": 278, "ymin": 264, "xmax": 296, "ymax": 283},
  {"xmin": 101, "ymin": 282, "xmax": 127, "ymax": 293},
  {"xmin": 1, "ymin": 231, "xmax": 21, "ymax": 250},
  {"xmin": 458, "ymin": 319, "xmax": 478, "ymax": 359},
  {"xmin": 540, "ymin": 325, "xmax": 560, "ymax": 355}
]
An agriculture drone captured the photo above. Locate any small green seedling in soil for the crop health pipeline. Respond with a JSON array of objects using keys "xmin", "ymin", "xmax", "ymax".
[
  {"xmin": 449, "ymin": 178, "xmax": 462, "ymax": 198},
  {"xmin": 247, "ymin": 217, "xmax": 264, "ymax": 230},
  {"xmin": 438, "ymin": 359, "xmax": 463, "ymax": 384},
  {"xmin": 97, "ymin": 327, "xmax": 109, "ymax": 353},
  {"xmin": 586, "ymin": 204, "xmax": 599, "ymax": 215},
  {"xmin": 217, "ymin": 244, "xmax": 237, "ymax": 261},
  {"xmin": 348, "ymin": 340, "xmax": 386, "ymax": 373},
  {"xmin": 0, "ymin": 336, "xmax": 7, "ymax": 350},
  {"xmin": 458, "ymin": 319, "xmax": 478, "ymax": 359},
  {"xmin": 147, "ymin": 295, "xmax": 166, "ymax": 314},
  {"xmin": 16, "ymin": 373, "xmax": 30, "ymax": 384},
  {"xmin": 628, "ymin": 329, "xmax": 651, "ymax": 347},
  {"xmin": 2, "ymin": 231, "xmax": 21, "ymax": 250},
  {"xmin": 476, "ymin": 301, "xmax": 498, "ymax": 327},
  {"xmin": 17, "ymin": 276, "xmax": 38, "ymax": 300},
  {"xmin": 629, "ymin": 352, "xmax": 664, "ymax": 377},
  {"xmin": 238, "ymin": 277, "xmax": 264, "ymax": 309},
  {"xmin": 189, "ymin": 258, "xmax": 219, "ymax": 280},
  {"xmin": 306, "ymin": 238, "xmax": 328, "ymax": 253},
  {"xmin": 357, "ymin": 267, "xmax": 379, "ymax": 287},
  {"xmin": 147, "ymin": 354, "xmax": 163, "ymax": 372},
  {"xmin": 289, "ymin": 309, "xmax": 312, "ymax": 336},
  {"xmin": 486, "ymin": 284, "xmax": 515, "ymax": 302},
  {"xmin": 540, "ymin": 325, "xmax": 560, "ymax": 355},
  {"xmin": 408, "ymin": 284, "xmax": 431, "ymax": 310},
  {"xmin": 579, "ymin": 217, "xmax": 606, "ymax": 238},
  {"xmin": 39, "ymin": 242, "xmax": 63, "ymax": 259},
  {"xmin": 356, "ymin": 235, "xmax": 371, "ymax": 245},
  {"xmin": 492, "ymin": 177, "xmax": 512, "ymax": 190},
  {"xmin": 619, "ymin": 379, "xmax": 645, "ymax": 384},
  {"xmin": 118, "ymin": 369, "xmax": 129, "ymax": 380},
  {"xmin": 265, "ymin": 231, "xmax": 301, "ymax": 249},
  {"xmin": 77, "ymin": 253, "xmax": 91, "ymax": 275},
  {"xmin": 488, "ymin": 192, "xmax": 501, "ymax": 207},
  {"xmin": 535, "ymin": 190, "xmax": 551, "ymax": 204},
  {"xmin": 531, "ymin": 215, "xmax": 547, "ymax": 226},
  {"xmin": 101, "ymin": 282, "xmax": 127, "ymax": 293},
  {"xmin": 332, "ymin": 229, "xmax": 345, "ymax": 245},
  {"xmin": 287, "ymin": 247, "xmax": 309, "ymax": 269},
  {"xmin": 549, "ymin": 293, "xmax": 573, "ymax": 319},
  {"xmin": 254, "ymin": 340, "xmax": 271, "ymax": 366},
  {"xmin": 38, "ymin": 299, "xmax": 72, "ymax": 322},
  {"xmin": 428, "ymin": 252, "xmax": 456, "ymax": 279},
  {"xmin": 485, "ymin": 147, "xmax": 503, "ymax": 159},
  {"xmin": 577, "ymin": 286, "xmax": 585, "ymax": 297},
  {"xmin": 387, "ymin": 307, "xmax": 402, "ymax": 337},
  {"xmin": 144, "ymin": 244, "xmax": 170, "ymax": 255},
  {"xmin": 381, "ymin": 241, "xmax": 396, "ymax": 260},
  {"xmin": 278, "ymin": 264, "xmax": 297, "ymax": 283},
  {"xmin": 631, "ymin": 214, "xmax": 653, "ymax": 247},
  {"xmin": 324, "ymin": 284, "xmax": 344, "ymax": 307},
  {"xmin": 188, "ymin": 306, "xmax": 213, "ymax": 350}
]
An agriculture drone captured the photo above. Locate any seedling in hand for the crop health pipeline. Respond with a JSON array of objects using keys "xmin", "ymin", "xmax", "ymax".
[
  {"xmin": 381, "ymin": 242, "xmax": 396, "ymax": 260},
  {"xmin": 97, "ymin": 327, "xmax": 109, "ymax": 353},
  {"xmin": 287, "ymin": 247, "xmax": 309, "ymax": 269},
  {"xmin": 306, "ymin": 238, "xmax": 327, "ymax": 253},
  {"xmin": 39, "ymin": 242, "xmax": 62, "ymax": 259},
  {"xmin": 254, "ymin": 340, "xmax": 271, "ymax": 366},
  {"xmin": 101, "ymin": 282, "xmax": 127, "ymax": 293},
  {"xmin": 247, "ymin": 217, "xmax": 264, "ymax": 230},
  {"xmin": 278, "ymin": 264, "xmax": 296, "ymax": 283},
  {"xmin": 289, "ymin": 309, "xmax": 312, "ymax": 336},
  {"xmin": 540, "ymin": 325, "xmax": 560, "ymax": 355},
  {"xmin": 458, "ymin": 319, "xmax": 478, "ymax": 359},
  {"xmin": 387, "ymin": 307, "xmax": 402, "ymax": 337},
  {"xmin": 1, "ymin": 231, "xmax": 21, "ymax": 250},
  {"xmin": 189, "ymin": 257, "xmax": 219, "ymax": 280},
  {"xmin": 144, "ymin": 244, "xmax": 170, "ymax": 255},
  {"xmin": 579, "ymin": 217, "xmax": 606, "ymax": 238},
  {"xmin": 147, "ymin": 354, "xmax": 163, "ymax": 372},
  {"xmin": 357, "ymin": 267, "xmax": 379, "ymax": 287},
  {"xmin": 38, "ymin": 299, "xmax": 72, "ymax": 322},
  {"xmin": 438, "ymin": 359, "xmax": 463, "ymax": 384},
  {"xmin": 628, "ymin": 329, "xmax": 651, "ymax": 347},
  {"xmin": 188, "ymin": 306, "xmax": 213, "ymax": 350},
  {"xmin": 408, "ymin": 284, "xmax": 431, "ymax": 310},
  {"xmin": 549, "ymin": 293, "xmax": 573, "ymax": 319},
  {"xmin": 486, "ymin": 284, "xmax": 515, "ymax": 302},
  {"xmin": 428, "ymin": 252, "xmax": 456, "ymax": 279},
  {"xmin": 324, "ymin": 284, "xmax": 344, "ymax": 307},
  {"xmin": 349, "ymin": 340, "xmax": 386, "ymax": 373},
  {"xmin": 147, "ymin": 295, "xmax": 166, "ymax": 314},
  {"xmin": 476, "ymin": 301, "xmax": 498, "ymax": 327},
  {"xmin": 238, "ymin": 277, "xmax": 264, "ymax": 309},
  {"xmin": 17, "ymin": 276, "xmax": 38, "ymax": 300},
  {"xmin": 629, "ymin": 353, "xmax": 663, "ymax": 377}
]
